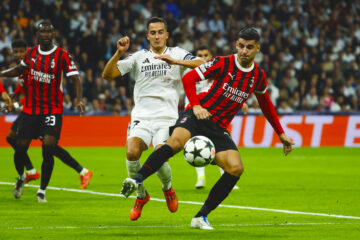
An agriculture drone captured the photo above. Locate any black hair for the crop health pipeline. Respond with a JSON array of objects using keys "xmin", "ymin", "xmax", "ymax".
[
  {"xmin": 237, "ymin": 27, "xmax": 260, "ymax": 42},
  {"xmin": 195, "ymin": 45, "xmax": 210, "ymax": 52},
  {"xmin": 147, "ymin": 17, "xmax": 167, "ymax": 30},
  {"xmin": 36, "ymin": 20, "xmax": 54, "ymax": 31},
  {"xmin": 11, "ymin": 39, "xmax": 27, "ymax": 49}
]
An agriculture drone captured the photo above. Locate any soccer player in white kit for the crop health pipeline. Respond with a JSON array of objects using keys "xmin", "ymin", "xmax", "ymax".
[
  {"xmin": 184, "ymin": 46, "xmax": 248, "ymax": 189},
  {"xmin": 102, "ymin": 17, "xmax": 205, "ymax": 220}
]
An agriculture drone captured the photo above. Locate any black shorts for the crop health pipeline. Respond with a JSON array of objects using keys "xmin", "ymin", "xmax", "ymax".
[
  {"xmin": 174, "ymin": 109, "xmax": 238, "ymax": 153},
  {"xmin": 15, "ymin": 112, "xmax": 63, "ymax": 140},
  {"xmin": 10, "ymin": 116, "xmax": 19, "ymax": 132}
]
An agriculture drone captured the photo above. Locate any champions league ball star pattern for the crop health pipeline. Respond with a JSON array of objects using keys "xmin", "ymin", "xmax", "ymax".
[{"xmin": 184, "ymin": 136, "xmax": 216, "ymax": 167}]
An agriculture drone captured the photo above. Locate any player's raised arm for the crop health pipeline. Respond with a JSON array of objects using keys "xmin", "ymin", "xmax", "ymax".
[
  {"xmin": 102, "ymin": 36, "xmax": 130, "ymax": 80},
  {"xmin": 155, "ymin": 54, "xmax": 205, "ymax": 69}
]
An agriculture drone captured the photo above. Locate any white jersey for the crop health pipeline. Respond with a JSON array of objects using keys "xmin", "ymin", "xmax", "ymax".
[{"xmin": 117, "ymin": 47, "xmax": 196, "ymax": 120}]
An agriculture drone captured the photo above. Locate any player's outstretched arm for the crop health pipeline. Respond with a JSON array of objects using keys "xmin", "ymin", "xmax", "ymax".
[
  {"xmin": 155, "ymin": 54, "xmax": 205, "ymax": 69},
  {"xmin": 102, "ymin": 36, "xmax": 130, "ymax": 80},
  {"xmin": 255, "ymin": 91, "xmax": 294, "ymax": 156},
  {"xmin": 279, "ymin": 133, "xmax": 294, "ymax": 156},
  {"xmin": 0, "ymin": 64, "xmax": 27, "ymax": 78}
]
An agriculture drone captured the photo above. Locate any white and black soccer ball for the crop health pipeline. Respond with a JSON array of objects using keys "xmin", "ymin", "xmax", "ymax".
[{"xmin": 183, "ymin": 136, "xmax": 216, "ymax": 167}]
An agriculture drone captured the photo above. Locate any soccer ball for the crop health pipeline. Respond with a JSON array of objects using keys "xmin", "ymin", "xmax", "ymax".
[{"xmin": 183, "ymin": 136, "xmax": 216, "ymax": 167}]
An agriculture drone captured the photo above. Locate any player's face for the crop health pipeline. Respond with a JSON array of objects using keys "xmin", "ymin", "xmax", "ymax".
[
  {"xmin": 236, "ymin": 38, "xmax": 260, "ymax": 67},
  {"xmin": 147, "ymin": 22, "xmax": 169, "ymax": 53},
  {"xmin": 37, "ymin": 24, "xmax": 55, "ymax": 49},
  {"xmin": 12, "ymin": 47, "xmax": 26, "ymax": 63},
  {"xmin": 196, "ymin": 49, "xmax": 213, "ymax": 61}
]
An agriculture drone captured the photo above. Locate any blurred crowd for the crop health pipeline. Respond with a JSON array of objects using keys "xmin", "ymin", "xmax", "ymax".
[{"xmin": 0, "ymin": 0, "xmax": 360, "ymax": 115}]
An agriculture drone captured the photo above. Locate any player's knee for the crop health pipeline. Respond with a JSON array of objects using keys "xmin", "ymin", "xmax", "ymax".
[
  {"xmin": 6, "ymin": 136, "xmax": 15, "ymax": 148},
  {"xmin": 166, "ymin": 137, "xmax": 184, "ymax": 153},
  {"xmin": 126, "ymin": 147, "xmax": 142, "ymax": 161},
  {"xmin": 227, "ymin": 164, "xmax": 244, "ymax": 177}
]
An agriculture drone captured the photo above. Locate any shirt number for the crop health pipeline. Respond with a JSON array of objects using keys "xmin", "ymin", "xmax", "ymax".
[{"xmin": 45, "ymin": 115, "xmax": 56, "ymax": 126}]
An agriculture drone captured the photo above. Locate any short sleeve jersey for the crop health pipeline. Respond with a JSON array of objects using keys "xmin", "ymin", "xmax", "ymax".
[
  {"xmin": 117, "ymin": 46, "xmax": 196, "ymax": 120},
  {"xmin": 0, "ymin": 81, "xmax": 5, "ymax": 93},
  {"xmin": 194, "ymin": 54, "xmax": 267, "ymax": 128},
  {"xmin": 21, "ymin": 45, "xmax": 79, "ymax": 115}
]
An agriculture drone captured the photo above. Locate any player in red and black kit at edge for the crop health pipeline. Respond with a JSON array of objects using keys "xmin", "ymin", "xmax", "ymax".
[
  {"xmin": 6, "ymin": 39, "xmax": 93, "ymax": 190},
  {"xmin": 0, "ymin": 21, "xmax": 92, "ymax": 202},
  {"xmin": 121, "ymin": 27, "xmax": 294, "ymax": 229}
]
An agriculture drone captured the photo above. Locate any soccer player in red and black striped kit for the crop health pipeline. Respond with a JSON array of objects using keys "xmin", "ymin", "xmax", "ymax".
[
  {"xmin": 121, "ymin": 27, "xmax": 294, "ymax": 229},
  {"xmin": 0, "ymin": 21, "xmax": 92, "ymax": 202},
  {"xmin": 5, "ymin": 39, "xmax": 93, "ymax": 191}
]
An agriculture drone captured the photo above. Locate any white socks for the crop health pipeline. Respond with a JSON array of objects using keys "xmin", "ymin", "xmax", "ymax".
[
  {"xmin": 126, "ymin": 160, "xmax": 146, "ymax": 198},
  {"xmin": 195, "ymin": 167, "xmax": 205, "ymax": 180},
  {"xmin": 27, "ymin": 168, "xmax": 37, "ymax": 175},
  {"xmin": 156, "ymin": 162, "xmax": 172, "ymax": 191},
  {"xmin": 19, "ymin": 172, "xmax": 26, "ymax": 181},
  {"xmin": 37, "ymin": 189, "xmax": 46, "ymax": 195},
  {"xmin": 79, "ymin": 168, "xmax": 89, "ymax": 176}
]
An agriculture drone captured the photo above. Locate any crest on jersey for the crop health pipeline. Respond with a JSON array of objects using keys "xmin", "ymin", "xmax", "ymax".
[
  {"xmin": 249, "ymin": 76, "xmax": 254, "ymax": 87},
  {"xmin": 51, "ymin": 59, "xmax": 55, "ymax": 68},
  {"xmin": 180, "ymin": 116, "xmax": 188, "ymax": 123}
]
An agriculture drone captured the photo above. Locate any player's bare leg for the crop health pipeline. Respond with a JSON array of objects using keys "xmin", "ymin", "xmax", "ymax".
[{"xmin": 126, "ymin": 137, "xmax": 149, "ymax": 220}]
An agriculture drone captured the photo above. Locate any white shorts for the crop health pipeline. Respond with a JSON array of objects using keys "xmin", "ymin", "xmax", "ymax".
[{"xmin": 127, "ymin": 118, "xmax": 176, "ymax": 148}]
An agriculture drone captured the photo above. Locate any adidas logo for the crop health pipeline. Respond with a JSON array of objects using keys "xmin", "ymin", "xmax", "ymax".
[{"xmin": 142, "ymin": 58, "xmax": 150, "ymax": 63}]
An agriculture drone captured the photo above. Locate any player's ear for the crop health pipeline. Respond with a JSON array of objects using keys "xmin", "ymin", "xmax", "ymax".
[
  {"xmin": 146, "ymin": 32, "xmax": 150, "ymax": 41},
  {"xmin": 256, "ymin": 43, "xmax": 261, "ymax": 53}
]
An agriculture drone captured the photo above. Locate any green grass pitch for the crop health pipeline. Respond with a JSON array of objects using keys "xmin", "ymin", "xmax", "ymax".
[{"xmin": 0, "ymin": 147, "xmax": 359, "ymax": 239}]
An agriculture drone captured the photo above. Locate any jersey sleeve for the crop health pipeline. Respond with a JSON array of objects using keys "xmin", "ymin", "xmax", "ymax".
[
  {"xmin": 21, "ymin": 48, "xmax": 31, "ymax": 67},
  {"xmin": 117, "ymin": 53, "xmax": 136, "ymax": 76},
  {"xmin": 14, "ymin": 84, "xmax": 23, "ymax": 95},
  {"xmin": 194, "ymin": 56, "xmax": 223, "ymax": 81},
  {"xmin": 62, "ymin": 51, "xmax": 79, "ymax": 77},
  {"xmin": 176, "ymin": 47, "xmax": 197, "ymax": 60},
  {"xmin": 254, "ymin": 69, "xmax": 267, "ymax": 94},
  {"xmin": 0, "ymin": 81, "xmax": 5, "ymax": 93}
]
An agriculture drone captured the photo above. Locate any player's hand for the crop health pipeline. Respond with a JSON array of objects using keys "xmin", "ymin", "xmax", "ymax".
[
  {"xmin": 117, "ymin": 36, "xmax": 130, "ymax": 53},
  {"xmin": 279, "ymin": 133, "xmax": 295, "ymax": 156},
  {"xmin": 154, "ymin": 54, "xmax": 178, "ymax": 65},
  {"xmin": 241, "ymin": 103, "xmax": 248, "ymax": 115},
  {"xmin": 193, "ymin": 105, "xmax": 212, "ymax": 120},
  {"xmin": 75, "ymin": 100, "xmax": 85, "ymax": 116}
]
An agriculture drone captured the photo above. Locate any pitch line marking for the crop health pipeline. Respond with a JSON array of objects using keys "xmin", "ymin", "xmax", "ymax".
[
  {"xmin": 6, "ymin": 222, "xmax": 360, "ymax": 230},
  {"xmin": 1, "ymin": 181, "xmax": 360, "ymax": 220}
]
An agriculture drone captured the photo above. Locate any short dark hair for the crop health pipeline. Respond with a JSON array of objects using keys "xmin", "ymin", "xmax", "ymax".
[
  {"xmin": 237, "ymin": 27, "xmax": 260, "ymax": 42},
  {"xmin": 12, "ymin": 39, "xmax": 27, "ymax": 49},
  {"xmin": 195, "ymin": 45, "xmax": 210, "ymax": 53},
  {"xmin": 147, "ymin": 17, "xmax": 167, "ymax": 30},
  {"xmin": 36, "ymin": 20, "xmax": 54, "ymax": 31}
]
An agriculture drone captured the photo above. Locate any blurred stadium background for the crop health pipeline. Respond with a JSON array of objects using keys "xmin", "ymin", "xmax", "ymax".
[{"xmin": 0, "ymin": 0, "xmax": 360, "ymax": 239}]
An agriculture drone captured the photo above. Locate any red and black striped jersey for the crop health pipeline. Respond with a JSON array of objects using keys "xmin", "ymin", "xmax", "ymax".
[
  {"xmin": 20, "ymin": 45, "xmax": 78, "ymax": 115},
  {"xmin": 0, "ymin": 81, "xmax": 5, "ymax": 93},
  {"xmin": 194, "ymin": 54, "xmax": 267, "ymax": 129},
  {"xmin": 14, "ymin": 70, "xmax": 28, "ymax": 95}
]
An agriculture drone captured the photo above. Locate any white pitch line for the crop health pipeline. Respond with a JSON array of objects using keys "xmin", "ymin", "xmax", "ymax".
[
  {"xmin": 1, "ymin": 181, "xmax": 360, "ymax": 220},
  {"xmin": 6, "ymin": 222, "xmax": 360, "ymax": 230}
]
